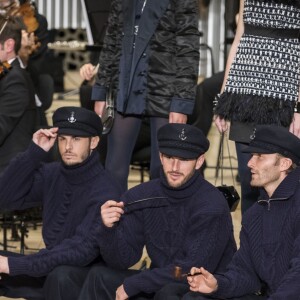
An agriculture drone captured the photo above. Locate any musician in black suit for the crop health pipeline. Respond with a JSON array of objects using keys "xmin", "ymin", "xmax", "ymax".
[{"xmin": 0, "ymin": 15, "xmax": 37, "ymax": 173}]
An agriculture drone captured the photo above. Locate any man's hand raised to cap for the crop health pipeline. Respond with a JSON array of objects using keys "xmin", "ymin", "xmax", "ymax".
[
  {"xmin": 32, "ymin": 128, "xmax": 58, "ymax": 152},
  {"xmin": 101, "ymin": 200, "xmax": 124, "ymax": 228}
]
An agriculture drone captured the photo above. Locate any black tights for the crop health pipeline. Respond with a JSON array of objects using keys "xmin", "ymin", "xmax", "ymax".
[{"xmin": 105, "ymin": 113, "xmax": 168, "ymax": 192}]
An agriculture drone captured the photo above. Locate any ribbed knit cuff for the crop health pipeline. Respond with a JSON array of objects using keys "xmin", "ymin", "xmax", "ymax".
[
  {"xmin": 8, "ymin": 256, "xmax": 31, "ymax": 277},
  {"xmin": 27, "ymin": 141, "xmax": 51, "ymax": 162},
  {"xmin": 123, "ymin": 276, "xmax": 141, "ymax": 298},
  {"xmin": 210, "ymin": 274, "xmax": 229, "ymax": 298},
  {"xmin": 98, "ymin": 221, "xmax": 119, "ymax": 242}
]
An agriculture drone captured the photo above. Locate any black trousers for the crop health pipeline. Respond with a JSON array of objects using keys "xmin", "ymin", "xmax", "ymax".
[
  {"xmin": 0, "ymin": 273, "xmax": 45, "ymax": 300},
  {"xmin": 153, "ymin": 283, "xmax": 267, "ymax": 300},
  {"xmin": 78, "ymin": 264, "xmax": 154, "ymax": 300},
  {"xmin": 43, "ymin": 265, "xmax": 92, "ymax": 300}
]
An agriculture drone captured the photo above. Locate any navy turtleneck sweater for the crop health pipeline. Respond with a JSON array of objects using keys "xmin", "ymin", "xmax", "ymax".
[
  {"xmin": 98, "ymin": 169, "xmax": 237, "ymax": 297},
  {"xmin": 212, "ymin": 167, "xmax": 300, "ymax": 299},
  {"xmin": 0, "ymin": 142, "xmax": 121, "ymax": 277}
]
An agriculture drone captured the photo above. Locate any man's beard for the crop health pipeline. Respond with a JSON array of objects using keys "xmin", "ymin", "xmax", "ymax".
[{"xmin": 165, "ymin": 169, "xmax": 196, "ymax": 188}]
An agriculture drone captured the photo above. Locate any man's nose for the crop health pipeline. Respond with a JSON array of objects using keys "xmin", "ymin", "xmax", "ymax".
[
  {"xmin": 65, "ymin": 140, "xmax": 73, "ymax": 150},
  {"xmin": 171, "ymin": 158, "xmax": 180, "ymax": 171},
  {"xmin": 247, "ymin": 156, "xmax": 254, "ymax": 168}
]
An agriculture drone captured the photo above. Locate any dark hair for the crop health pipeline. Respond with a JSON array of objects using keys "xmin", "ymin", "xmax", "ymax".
[{"xmin": 0, "ymin": 15, "xmax": 26, "ymax": 53}]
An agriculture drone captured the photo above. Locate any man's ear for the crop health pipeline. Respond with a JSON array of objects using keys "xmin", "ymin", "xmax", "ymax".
[
  {"xmin": 280, "ymin": 157, "xmax": 293, "ymax": 172},
  {"xmin": 195, "ymin": 154, "xmax": 205, "ymax": 170},
  {"xmin": 90, "ymin": 136, "xmax": 100, "ymax": 150}
]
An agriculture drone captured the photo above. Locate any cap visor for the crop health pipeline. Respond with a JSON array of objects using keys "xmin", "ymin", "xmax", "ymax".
[
  {"xmin": 57, "ymin": 128, "xmax": 91, "ymax": 137},
  {"xmin": 160, "ymin": 147, "xmax": 200, "ymax": 159},
  {"xmin": 242, "ymin": 146, "xmax": 274, "ymax": 154}
]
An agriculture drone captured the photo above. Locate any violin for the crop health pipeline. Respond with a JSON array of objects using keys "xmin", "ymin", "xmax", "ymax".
[
  {"xmin": 3, "ymin": 0, "xmax": 39, "ymax": 33},
  {"xmin": 16, "ymin": 1, "xmax": 39, "ymax": 33},
  {"xmin": 0, "ymin": 61, "xmax": 12, "ymax": 80}
]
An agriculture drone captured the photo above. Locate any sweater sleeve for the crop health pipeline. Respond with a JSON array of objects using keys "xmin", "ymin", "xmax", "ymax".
[
  {"xmin": 267, "ymin": 212, "xmax": 300, "ymax": 299},
  {"xmin": 98, "ymin": 201, "xmax": 146, "ymax": 270},
  {"xmin": 212, "ymin": 224, "xmax": 262, "ymax": 298},
  {"xmin": 170, "ymin": 0, "xmax": 200, "ymax": 115},
  {"xmin": 8, "ymin": 207, "xmax": 102, "ymax": 277},
  {"xmin": 0, "ymin": 142, "xmax": 48, "ymax": 210}
]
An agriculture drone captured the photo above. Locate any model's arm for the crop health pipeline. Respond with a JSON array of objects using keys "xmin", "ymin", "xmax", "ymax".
[
  {"xmin": 92, "ymin": 0, "xmax": 122, "ymax": 116},
  {"xmin": 169, "ymin": 0, "xmax": 200, "ymax": 123},
  {"xmin": 214, "ymin": 0, "xmax": 244, "ymax": 133}
]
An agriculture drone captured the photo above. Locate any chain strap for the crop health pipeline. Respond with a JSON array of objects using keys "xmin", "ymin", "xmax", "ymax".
[{"xmin": 215, "ymin": 132, "xmax": 236, "ymax": 186}]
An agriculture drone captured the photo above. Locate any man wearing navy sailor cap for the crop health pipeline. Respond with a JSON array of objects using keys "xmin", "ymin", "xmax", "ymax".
[
  {"xmin": 76, "ymin": 123, "xmax": 236, "ymax": 300},
  {"xmin": 186, "ymin": 125, "xmax": 300, "ymax": 300},
  {"xmin": 0, "ymin": 106, "xmax": 120, "ymax": 300}
]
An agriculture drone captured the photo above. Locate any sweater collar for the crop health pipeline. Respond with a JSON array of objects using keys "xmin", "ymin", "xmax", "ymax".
[
  {"xmin": 160, "ymin": 168, "xmax": 203, "ymax": 201},
  {"xmin": 258, "ymin": 167, "xmax": 300, "ymax": 207},
  {"xmin": 60, "ymin": 150, "xmax": 103, "ymax": 184}
]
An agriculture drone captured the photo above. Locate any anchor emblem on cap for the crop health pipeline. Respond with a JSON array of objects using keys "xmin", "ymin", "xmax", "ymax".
[
  {"xmin": 250, "ymin": 128, "xmax": 256, "ymax": 140},
  {"xmin": 179, "ymin": 129, "xmax": 187, "ymax": 141},
  {"xmin": 68, "ymin": 112, "xmax": 76, "ymax": 123}
]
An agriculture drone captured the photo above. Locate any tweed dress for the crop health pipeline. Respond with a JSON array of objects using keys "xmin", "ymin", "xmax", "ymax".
[{"xmin": 215, "ymin": 0, "xmax": 300, "ymax": 142}]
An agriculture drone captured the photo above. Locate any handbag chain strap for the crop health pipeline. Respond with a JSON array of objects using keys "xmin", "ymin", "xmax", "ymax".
[{"xmin": 215, "ymin": 132, "xmax": 236, "ymax": 186}]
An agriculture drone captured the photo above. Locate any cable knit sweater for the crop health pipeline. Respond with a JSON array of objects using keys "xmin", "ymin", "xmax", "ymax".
[
  {"xmin": 0, "ymin": 142, "xmax": 120, "ymax": 277},
  {"xmin": 98, "ymin": 170, "xmax": 237, "ymax": 297},
  {"xmin": 212, "ymin": 167, "xmax": 300, "ymax": 300}
]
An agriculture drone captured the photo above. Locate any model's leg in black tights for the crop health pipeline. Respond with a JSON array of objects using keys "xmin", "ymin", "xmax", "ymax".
[
  {"xmin": 105, "ymin": 113, "xmax": 142, "ymax": 193},
  {"xmin": 149, "ymin": 117, "xmax": 169, "ymax": 179}
]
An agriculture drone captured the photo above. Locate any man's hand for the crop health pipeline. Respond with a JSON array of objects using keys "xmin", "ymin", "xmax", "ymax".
[
  {"xmin": 289, "ymin": 113, "xmax": 300, "ymax": 138},
  {"xmin": 101, "ymin": 200, "xmax": 124, "ymax": 228},
  {"xmin": 79, "ymin": 63, "xmax": 97, "ymax": 82},
  {"xmin": 32, "ymin": 128, "xmax": 58, "ymax": 152},
  {"xmin": 187, "ymin": 267, "xmax": 218, "ymax": 294},
  {"xmin": 0, "ymin": 256, "xmax": 9, "ymax": 274},
  {"xmin": 214, "ymin": 115, "xmax": 229, "ymax": 133},
  {"xmin": 116, "ymin": 284, "xmax": 128, "ymax": 300},
  {"xmin": 94, "ymin": 101, "xmax": 106, "ymax": 118},
  {"xmin": 169, "ymin": 112, "xmax": 187, "ymax": 124}
]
